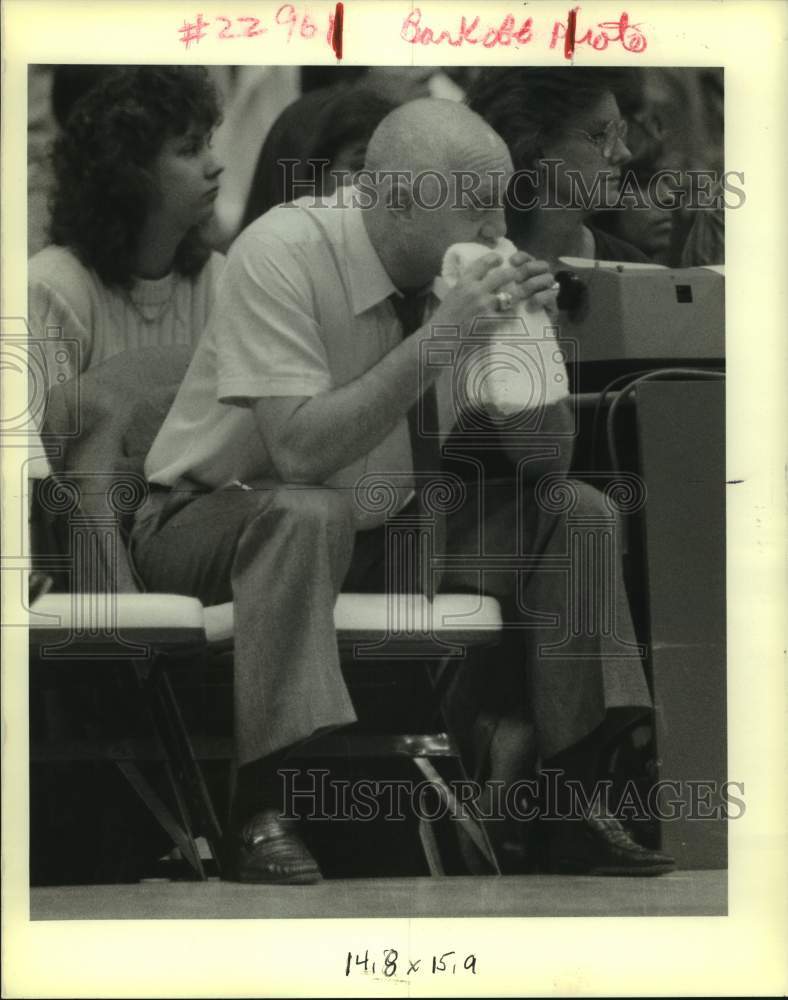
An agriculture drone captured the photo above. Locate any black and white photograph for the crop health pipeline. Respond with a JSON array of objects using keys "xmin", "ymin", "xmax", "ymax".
[{"xmin": 2, "ymin": 1, "xmax": 785, "ymax": 997}]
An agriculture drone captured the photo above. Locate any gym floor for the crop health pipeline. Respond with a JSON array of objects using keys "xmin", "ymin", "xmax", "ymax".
[{"xmin": 31, "ymin": 869, "xmax": 726, "ymax": 920}]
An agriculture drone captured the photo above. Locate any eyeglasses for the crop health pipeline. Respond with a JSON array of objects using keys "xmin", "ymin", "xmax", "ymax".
[{"xmin": 566, "ymin": 119, "xmax": 629, "ymax": 160}]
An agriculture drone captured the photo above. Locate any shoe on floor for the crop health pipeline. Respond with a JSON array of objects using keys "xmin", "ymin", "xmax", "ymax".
[
  {"xmin": 547, "ymin": 815, "xmax": 676, "ymax": 876},
  {"xmin": 235, "ymin": 808, "xmax": 322, "ymax": 885}
]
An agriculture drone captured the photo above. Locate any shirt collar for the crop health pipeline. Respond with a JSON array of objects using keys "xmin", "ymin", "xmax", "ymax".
[
  {"xmin": 431, "ymin": 276, "xmax": 449, "ymax": 302},
  {"xmin": 342, "ymin": 194, "xmax": 398, "ymax": 316}
]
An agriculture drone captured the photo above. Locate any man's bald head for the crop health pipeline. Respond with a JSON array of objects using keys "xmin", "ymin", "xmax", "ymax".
[
  {"xmin": 365, "ymin": 98, "xmax": 511, "ymax": 177},
  {"xmin": 360, "ymin": 98, "xmax": 514, "ymax": 289}
]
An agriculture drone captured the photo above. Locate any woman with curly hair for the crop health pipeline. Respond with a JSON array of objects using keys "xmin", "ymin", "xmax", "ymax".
[{"xmin": 29, "ymin": 66, "xmax": 224, "ymax": 385}]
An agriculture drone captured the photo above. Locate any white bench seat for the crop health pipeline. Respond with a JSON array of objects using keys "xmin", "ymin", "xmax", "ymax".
[
  {"xmin": 31, "ymin": 592, "xmax": 503, "ymax": 651},
  {"xmin": 203, "ymin": 593, "xmax": 502, "ymax": 646},
  {"xmin": 29, "ymin": 593, "xmax": 206, "ymax": 649}
]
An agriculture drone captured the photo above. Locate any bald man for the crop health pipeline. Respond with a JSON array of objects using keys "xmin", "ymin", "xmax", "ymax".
[{"xmin": 133, "ymin": 99, "xmax": 673, "ymax": 882}]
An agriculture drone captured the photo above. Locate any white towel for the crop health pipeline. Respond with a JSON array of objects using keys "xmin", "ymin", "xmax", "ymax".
[{"xmin": 441, "ymin": 239, "xmax": 568, "ymax": 417}]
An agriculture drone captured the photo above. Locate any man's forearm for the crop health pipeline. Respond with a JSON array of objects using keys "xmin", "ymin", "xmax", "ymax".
[{"xmin": 260, "ymin": 327, "xmax": 438, "ymax": 484}]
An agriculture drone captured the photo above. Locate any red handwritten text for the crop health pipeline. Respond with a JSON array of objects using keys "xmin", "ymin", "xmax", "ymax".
[
  {"xmin": 550, "ymin": 10, "xmax": 647, "ymax": 56},
  {"xmin": 401, "ymin": 8, "xmax": 534, "ymax": 47},
  {"xmin": 564, "ymin": 7, "xmax": 578, "ymax": 58},
  {"xmin": 176, "ymin": 6, "xmax": 647, "ymax": 57},
  {"xmin": 177, "ymin": 6, "xmax": 336, "ymax": 48},
  {"xmin": 329, "ymin": 1, "xmax": 344, "ymax": 59}
]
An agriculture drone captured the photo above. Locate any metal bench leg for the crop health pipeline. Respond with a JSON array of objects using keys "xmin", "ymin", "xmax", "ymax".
[
  {"xmin": 414, "ymin": 757, "xmax": 501, "ymax": 876},
  {"xmin": 135, "ymin": 657, "xmax": 226, "ymax": 877},
  {"xmin": 115, "ymin": 760, "xmax": 205, "ymax": 878},
  {"xmin": 127, "ymin": 656, "xmax": 222, "ymax": 878},
  {"xmin": 418, "ymin": 817, "xmax": 446, "ymax": 876}
]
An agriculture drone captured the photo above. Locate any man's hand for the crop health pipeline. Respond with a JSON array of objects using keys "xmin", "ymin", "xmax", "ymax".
[
  {"xmin": 253, "ymin": 253, "xmax": 560, "ymax": 487},
  {"xmin": 431, "ymin": 251, "xmax": 558, "ymax": 335},
  {"xmin": 507, "ymin": 251, "xmax": 560, "ymax": 319}
]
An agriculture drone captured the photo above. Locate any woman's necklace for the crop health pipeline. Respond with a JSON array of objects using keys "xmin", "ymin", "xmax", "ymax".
[{"xmin": 124, "ymin": 280, "xmax": 178, "ymax": 326}]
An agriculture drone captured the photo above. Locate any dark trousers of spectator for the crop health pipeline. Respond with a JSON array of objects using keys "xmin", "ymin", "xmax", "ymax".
[{"xmin": 130, "ymin": 476, "xmax": 651, "ymax": 769}]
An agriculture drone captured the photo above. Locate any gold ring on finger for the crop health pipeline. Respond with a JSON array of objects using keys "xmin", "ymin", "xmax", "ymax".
[{"xmin": 495, "ymin": 291, "xmax": 513, "ymax": 312}]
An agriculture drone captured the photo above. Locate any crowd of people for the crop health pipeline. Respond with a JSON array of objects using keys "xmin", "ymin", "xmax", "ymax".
[{"xmin": 28, "ymin": 64, "xmax": 724, "ymax": 885}]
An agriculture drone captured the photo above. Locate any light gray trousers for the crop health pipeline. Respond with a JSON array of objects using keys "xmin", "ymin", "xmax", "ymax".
[{"xmin": 130, "ymin": 476, "xmax": 651, "ymax": 767}]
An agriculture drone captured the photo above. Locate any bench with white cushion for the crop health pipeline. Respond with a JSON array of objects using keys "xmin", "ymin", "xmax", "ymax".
[{"xmin": 30, "ymin": 590, "xmax": 504, "ymax": 878}]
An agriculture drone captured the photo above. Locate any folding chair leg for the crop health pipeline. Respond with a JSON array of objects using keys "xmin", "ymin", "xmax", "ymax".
[
  {"xmin": 225, "ymin": 758, "xmax": 239, "ymax": 836},
  {"xmin": 115, "ymin": 760, "xmax": 205, "ymax": 878},
  {"xmin": 161, "ymin": 759, "xmax": 207, "ymax": 879},
  {"xmin": 418, "ymin": 818, "xmax": 446, "ymax": 877},
  {"xmin": 414, "ymin": 757, "xmax": 501, "ymax": 876},
  {"xmin": 135, "ymin": 658, "xmax": 226, "ymax": 877}
]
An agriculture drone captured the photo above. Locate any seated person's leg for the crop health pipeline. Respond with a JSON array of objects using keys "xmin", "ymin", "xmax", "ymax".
[
  {"xmin": 443, "ymin": 473, "xmax": 674, "ymax": 874},
  {"xmin": 131, "ymin": 479, "xmax": 359, "ymax": 882}
]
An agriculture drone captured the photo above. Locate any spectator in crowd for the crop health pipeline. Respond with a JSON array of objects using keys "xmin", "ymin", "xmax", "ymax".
[
  {"xmin": 637, "ymin": 68, "xmax": 724, "ymax": 266},
  {"xmin": 467, "ymin": 68, "xmax": 652, "ymax": 267},
  {"xmin": 680, "ymin": 180, "xmax": 725, "ymax": 267},
  {"xmin": 593, "ymin": 169, "xmax": 674, "ymax": 264},
  {"xmin": 28, "ymin": 67, "xmax": 224, "ymax": 386},
  {"xmin": 241, "ymin": 85, "xmax": 395, "ymax": 228},
  {"xmin": 593, "ymin": 108, "xmax": 675, "ymax": 265},
  {"xmin": 207, "ymin": 65, "xmax": 300, "ymax": 247}
]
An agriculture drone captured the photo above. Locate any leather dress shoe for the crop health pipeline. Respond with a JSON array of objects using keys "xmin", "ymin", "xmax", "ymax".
[
  {"xmin": 235, "ymin": 809, "xmax": 322, "ymax": 885},
  {"xmin": 547, "ymin": 815, "xmax": 676, "ymax": 876}
]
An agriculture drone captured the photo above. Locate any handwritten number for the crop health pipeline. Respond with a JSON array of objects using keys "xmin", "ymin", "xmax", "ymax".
[
  {"xmin": 345, "ymin": 949, "xmax": 476, "ymax": 976},
  {"xmin": 300, "ymin": 12, "xmax": 317, "ymax": 37},
  {"xmin": 383, "ymin": 949, "xmax": 398, "ymax": 978},
  {"xmin": 433, "ymin": 950, "xmax": 455, "ymax": 973},
  {"xmin": 238, "ymin": 15, "xmax": 264, "ymax": 37},
  {"xmin": 215, "ymin": 15, "xmax": 235, "ymax": 39},
  {"xmin": 202, "ymin": 7, "xmax": 339, "ymax": 46},
  {"xmin": 275, "ymin": 3, "xmax": 297, "ymax": 42}
]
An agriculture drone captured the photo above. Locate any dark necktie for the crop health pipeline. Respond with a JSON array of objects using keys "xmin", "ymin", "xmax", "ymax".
[{"xmin": 389, "ymin": 290, "xmax": 445, "ymax": 597}]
